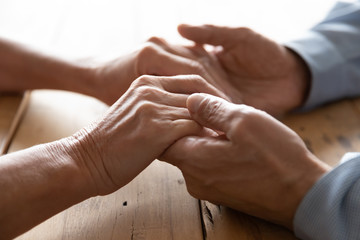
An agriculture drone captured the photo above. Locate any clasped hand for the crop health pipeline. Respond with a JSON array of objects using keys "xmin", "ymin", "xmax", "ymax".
[
  {"xmin": 110, "ymin": 24, "xmax": 310, "ymax": 116},
  {"xmin": 84, "ymin": 24, "xmax": 328, "ymax": 229},
  {"xmin": 76, "ymin": 73, "xmax": 329, "ymax": 229},
  {"xmin": 64, "ymin": 74, "xmax": 224, "ymax": 195},
  {"xmin": 161, "ymin": 93, "xmax": 330, "ymax": 229},
  {"xmin": 0, "ymin": 23, "xmax": 332, "ymax": 239}
]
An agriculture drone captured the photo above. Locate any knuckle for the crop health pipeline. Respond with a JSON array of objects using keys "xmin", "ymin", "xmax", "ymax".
[
  {"xmin": 242, "ymin": 107, "xmax": 259, "ymax": 121},
  {"xmin": 133, "ymin": 85, "xmax": 157, "ymax": 101},
  {"xmin": 135, "ymin": 44, "xmax": 158, "ymax": 71},
  {"xmin": 189, "ymin": 61, "xmax": 206, "ymax": 74},
  {"xmin": 147, "ymin": 36, "xmax": 165, "ymax": 45},
  {"xmin": 232, "ymin": 105, "xmax": 258, "ymax": 131},
  {"xmin": 200, "ymin": 98, "xmax": 223, "ymax": 123},
  {"xmin": 236, "ymin": 26, "xmax": 252, "ymax": 33},
  {"xmin": 139, "ymin": 43, "xmax": 158, "ymax": 55},
  {"xmin": 138, "ymin": 85, "xmax": 153, "ymax": 95},
  {"xmin": 203, "ymin": 24, "xmax": 217, "ymax": 33},
  {"xmin": 135, "ymin": 43, "xmax": 164, "ymax": 76},
  {"xmin": 136, "ymin": 100, "xmax": 156, "ymax": 116},
  {"xmin": 136, "ymin": 43, "xmax": 160, "ymax": 63},
  {"xmin": 204, "ymin": 24, "xmax": 215, "ymax": 28},
  {"xmin": 132, "ymin": 75, "xmax": 153, "ymax": 87},
  {"xmin": 189, "ymin": 74, "xmax": 207, "ymax": 86},
  {"xmin": 235, "ymin": 27, "xmax": 256, "ymax": 40}
]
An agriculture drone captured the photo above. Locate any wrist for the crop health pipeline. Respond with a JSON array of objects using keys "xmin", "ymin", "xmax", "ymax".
[
  {"xmin": 284, "ymin": 153, "xmax": 330, "ymax": 229},
  {"xmin": 64, "ymin": 60, "xmax": 99, "ymax": 99},
  {"xmin": 286, "ymin": 48, "xmax": 311, "ymax": 110},
  {"xmin": 89, "ymin": 55, "xmax": 136, "ymax": 105},
  {"xmin": 58, "ymin": 126, "xmax": 118, "ymax": 196},
  {"xmin": 44, "ymin": 137, "xmax": 98, "ymax": 199},
  {"xmin": 0, "ymin": 139, "xmax": 97, "ymax": 238}
]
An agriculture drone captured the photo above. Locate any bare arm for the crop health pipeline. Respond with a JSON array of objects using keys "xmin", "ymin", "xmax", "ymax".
[
  {"xmin": 0, "ymin": 139, "xmax": 93, "ymax": 239},
  {"xmin": 0, "ymin": 37, "xmax": 210, "ymax": 105},
  {"xmin": 0, "ymin": 38, "xmax": 96, "ymax": 97},
  {"xmin": 0, "ymin": 75, "xmax": 223, "ymax": 239}
]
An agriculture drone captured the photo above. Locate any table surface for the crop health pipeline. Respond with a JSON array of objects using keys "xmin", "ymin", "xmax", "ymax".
[
  {"xmin": 1, "ymin": 90, "xmax": 360, "ymax": 240},
  {"xmin": 0, "ymin": 1, "xmax": 343, "ymax": 239}
]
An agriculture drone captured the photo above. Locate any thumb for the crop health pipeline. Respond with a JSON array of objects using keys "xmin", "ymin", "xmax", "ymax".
[
  {"xmin": 187, "ymin": 93, "xmax": 237, "ymax": 134},
  {"xmin": 178, "ymin": 24, "xmax": 237, "ymax": 47}
]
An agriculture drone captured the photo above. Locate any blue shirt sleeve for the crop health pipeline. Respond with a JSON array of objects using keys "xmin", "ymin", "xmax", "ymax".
[
  {"xmin": 285, "ymin": 1, "xmax": 360, "ymax": 111},
  {"xmin": 294, "ymin": 153, "xmax": 360, "ymax": 240},
  {"xmin": 284, "ymin": 2, "xmax": 360, "ymax": 239}
]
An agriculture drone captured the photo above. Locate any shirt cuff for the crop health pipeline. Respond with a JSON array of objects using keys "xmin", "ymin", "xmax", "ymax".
[
  {"xmin": 285, "ymin": 31, "xmax": 346, "ymax": 111},
  {"xmin": 293, "ymin": 154, "xmax": 360, "ymax": 240}
]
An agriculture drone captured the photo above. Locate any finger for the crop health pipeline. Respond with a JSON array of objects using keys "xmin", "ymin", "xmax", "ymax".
[
  {"xmin": 164, "ymin": 120, "xmax": 204, "ymax": 151},
  {"xmin": 134, "ymin": 85, "xmax": 189, "ymax": 108},
  {"xmin": 147, "ymin": 37, "xmax": 216, "ymax": 72},
  {"xmin": 186, "ymin": 93, "xmax": 245, "ymax": 134},
  {"xmin": 137, "ymin": 43, "xmax": 206, "ymax": 77},
  {"xmin": 178, "ymin": 24, "xmax": 240, "ymax": 47},
  {"xmin": 136, "ymin": 45, "xmax": 232, "ymax": 101},
  {"xmin": 154, "ymin": 75, "xmax": 229, "ymax": 101},
  {"xmin": 160, "ymin": 105, "xmax": 192, "ymax": 120},
  {"xmin": 147, "ymin": 36, "xmax": 200, "ymax": 60},
  {"xmin": 135, "ymin": 103, "xmax": 192, "ymax": 120},
  {"xmin": 144, "ymin": 43, "xmax": 226, "ymax": 92},
  {"xmin": 160, "ymin": 135, "xmax": 229, "ymax": 167}
]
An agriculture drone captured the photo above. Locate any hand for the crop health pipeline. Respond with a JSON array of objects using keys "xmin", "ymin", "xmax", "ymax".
[
  {"xmin": 134, "ymin": 25, "xmax": 311, "ymax": 116},
  {"xmin": 161, "ymin": 93, "xmax": 330, "ymax": 228},
  {"xmin": 0, "ymin": 37, "xmax": 213, "ymax": 105},
  {"xmin": 63, "ymin": 75, "xmax": 224, "ymax": 195},
  {"xmin": 90, "ymin": 40, "xmax": 231, "ymax": 105},
  {"xmin": 0, "ymin": 74, "xmax": 224, "ymax": 238}
]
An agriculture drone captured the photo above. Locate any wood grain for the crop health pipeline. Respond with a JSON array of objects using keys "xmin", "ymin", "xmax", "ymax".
[
  {"xmin": 15, "ymin": 160, "xmax": 202, "ymax": 240},
  {"xmin": 0, "ymin": 92, "xmax": 28, "ymax": 155},
  {"xmin": 200, "ymin": 99, "xmax": 360, "ymax": 240},
  {"xmin": 200, "ymin": 202, "xmax": 296, "ymax": 240},
  {"xmin": 10, "ymin": 90, "xmax": 203, "ymax": 240},
  {"xmin": 285, "ymin": 99, "xmax": 360, "ymax": 166},
  {"xmin": 8, "ymin": 91, "xmax": 360, "ymax": 239}
]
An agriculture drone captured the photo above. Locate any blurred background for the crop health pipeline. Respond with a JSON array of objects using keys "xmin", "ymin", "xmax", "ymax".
[{"xmin": 0, "ymin": 0, "xmax": 337, "ymax": 60}]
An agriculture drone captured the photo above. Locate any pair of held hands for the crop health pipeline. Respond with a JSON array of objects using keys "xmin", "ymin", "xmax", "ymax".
[{"xmin": 62, "ymin": 24, "xmax": 329, "ymax": 229}]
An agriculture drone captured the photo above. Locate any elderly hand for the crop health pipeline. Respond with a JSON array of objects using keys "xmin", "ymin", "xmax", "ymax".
[
  {"xmin": 64, "ymin": 75, "xmax": 224, "ymax": 195},
  {"xmin": 0, "ymin": 74, "xmax": 226, "ymax": 239},
  {"xmin": 135, "ymin": 25, "xmax": 311, "ymax": 116},
  {"xmin": 90, "ymin": 40, "xmax": 232, "ymax": 105},
  {"xmin": 161, "ymin": 93, "xmax": 330, "ymax": 228},
  {"xmin": 0, "ymin": 37, "xmax": 229, "ymax": 106}
]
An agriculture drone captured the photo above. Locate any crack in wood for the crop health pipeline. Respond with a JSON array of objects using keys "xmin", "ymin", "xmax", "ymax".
[
  {"xmin": 204, "ymin": 205, "xmax": 214, "ymax": 225},
  {"xmin": 199, "ymin": 201, "xmax": 207, "ymax": 240},
  {"xmin": 131, "ymin": 221, "xmax": 134, "ymax": 240}
]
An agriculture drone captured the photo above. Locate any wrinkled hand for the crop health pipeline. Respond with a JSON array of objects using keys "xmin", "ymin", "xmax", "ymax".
[
  {"xmin": 133, "ymin": 25, "xmax": 311, "ymax": 116},
  {"xmin": 64, "ymin": 75, "xmax": 224, "ymax": 195},
  {"xmin": 161, "ymin": 93, "xmax": 330, "ymax": 228},
  {"xmin": 89, "ymin": 39, "xmax": 231, "ymax": 105}
]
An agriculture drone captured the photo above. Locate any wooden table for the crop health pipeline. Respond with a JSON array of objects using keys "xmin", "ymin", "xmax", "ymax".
[{"xmin": 1, "ymin": 90, "xmax": 359, "ymax": 239}]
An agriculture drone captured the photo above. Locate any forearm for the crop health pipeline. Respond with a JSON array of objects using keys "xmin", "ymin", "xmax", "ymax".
[
  {"xmin": 0, "ymin": 138, "xmax": 95, "ymax": 239},
  {"xmin": 284, "ymin": 47, "xmax": 311, "ymax": 109},
  {"xmin": 0, "ymin": 37, "xmax": 96, "ymax": 96}
]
